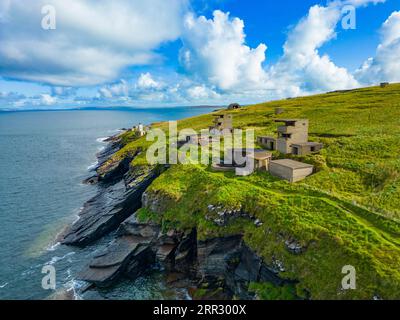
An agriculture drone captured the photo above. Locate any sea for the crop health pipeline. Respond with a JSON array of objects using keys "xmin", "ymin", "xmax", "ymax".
[{"xmin": 0, "ymin": 107, "xmax": 216, "ymax": 300}]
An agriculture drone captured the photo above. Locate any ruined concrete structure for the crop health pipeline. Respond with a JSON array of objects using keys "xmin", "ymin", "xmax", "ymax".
[
  {"xmin": 228, "ymin": 103, "xmax": 241, "ymax": 110},
  {"xmin": 269, "ymin": 159, "xmax": 314, "ymax": 183},
  {"xmin": 210, "ymin": 114, "xmax": 233, "ymax": 135},
  {"xmin": 276, "ymin": 119, "xmax": 309, "ymax": 154},
  {"xmin": 258, "ymin": 119, "xmax": 323, "ymax": 156},
  {"xmin": 132, "ymin": 123, "xmax": 146, "ymax": 137},
  {"xmin": 291, "ymin": 142, "xmax": 323, "ymax": 156},
  {"xmin": 257, "ymin": 136, "xmax": 276, "ymax": 151}
]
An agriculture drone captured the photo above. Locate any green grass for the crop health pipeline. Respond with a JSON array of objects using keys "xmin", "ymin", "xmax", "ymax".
[{"xmin": 99, "ymin": 83, "xmax": 400, "ymax": 299}]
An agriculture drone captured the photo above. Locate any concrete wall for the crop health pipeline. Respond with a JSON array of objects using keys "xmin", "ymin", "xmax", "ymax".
[
  {"xmin": 291, "ymin": 167, "xmax": 313, "ymax": 182},
  {"xmin": 277, "ymin": 120, "xmax": 309, "ymax": 154},
  {"xmin": 258, "ymin": 137, "xmax": 276, "ymax": 150},
  {"xmin": 269, "ymin": 162, "xmax": 293, "ymax": 181},
  {"xmin": 269, "ymin": 163, "xmax": 313, "ymax": 182},
  {"xmin": 293, "ymin": 144, "xmax": 323, "ymax": 156}
]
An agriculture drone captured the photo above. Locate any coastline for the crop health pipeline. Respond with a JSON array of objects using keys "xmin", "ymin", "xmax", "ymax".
[{"xmin": 60, "ymin": 126, "xmax": 287, "ymax": 301}]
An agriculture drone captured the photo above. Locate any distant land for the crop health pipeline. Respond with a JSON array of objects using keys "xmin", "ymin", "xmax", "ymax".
[{"xmin": 0, "ymin": 105, "xmax": 225, "ymax": 113}]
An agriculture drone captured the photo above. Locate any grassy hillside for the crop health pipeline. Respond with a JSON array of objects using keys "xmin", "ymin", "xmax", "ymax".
[{"xmin": 101, "ymin": 84, "xmax": 400, "ymax": 299}]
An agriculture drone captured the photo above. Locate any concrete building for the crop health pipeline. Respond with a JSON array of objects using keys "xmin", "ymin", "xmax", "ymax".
[
  {"xmin": 138, "ymin": 123, "xmax": 146, "ymax": 136},
  {"xmin": 269, "ymin": 159, "xmax": 314, "ymax": 183},
  {"xmin": 257, "ymin": 136, "xmax": 277, "ymax": 151},
  {"xmin": 132, "ymin": 123, "xmax": 146, "ymax": 137},
  {"xmin": 228, "ymin": 103, "xmax": 241, "ymax": 110},
  {"xmin": 276, "ymin": 119, "xmax": 309, "ymax": 154},
  {"xmin": 227, "ymin": 148, "xmax": 272, "ymax": 171},
  {"xmin": 247, "ymin": 151, "xmax": 272, "ymax": 171},
  {"xmin": 210, "ymin": 114, "xmax": 233, "ymax": 135},
  {"xmin": 257, "ymin": 119, "xmax": 323, "ymax": 156},
  {"xmin": 291, "ymin": 142, "xmax": 324, "ymax": 156}
]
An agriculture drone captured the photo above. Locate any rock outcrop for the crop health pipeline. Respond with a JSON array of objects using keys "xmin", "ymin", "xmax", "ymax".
[
  {"xmin": 67, "ymin": 132, "xmax": 293, "ymax": 299},
  {"xmin": 77, "ymin": 216, "xmax": 177, "ymax": 287},
  {"xmin": 61, "ymin": 165, "xmax": 159, "ymax": 247},
  {"xmin": 77, "ymin": 211, "xmax": 290, "ymax": 300}
]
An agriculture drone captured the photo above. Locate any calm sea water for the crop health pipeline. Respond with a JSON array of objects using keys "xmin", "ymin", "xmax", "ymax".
[{"xmin": 0, "ymin": 107, "xmax": 215, "ymax": 300}]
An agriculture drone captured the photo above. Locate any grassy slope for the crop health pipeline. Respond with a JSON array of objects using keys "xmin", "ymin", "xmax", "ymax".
[{"xmin": 101, "ymin": 84, "xmax": 400, "ymax": 299}]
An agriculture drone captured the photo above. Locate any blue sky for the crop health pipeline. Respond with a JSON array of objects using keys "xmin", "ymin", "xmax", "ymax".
[{"xmin": 0, "ymin": 0, "xmax": 399, "ymax": 110}]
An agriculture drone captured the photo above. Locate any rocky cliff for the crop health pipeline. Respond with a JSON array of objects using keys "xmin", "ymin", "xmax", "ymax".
[{"xmin": 62, "ymin": 132, "xmax": 288, "ymax": 300}]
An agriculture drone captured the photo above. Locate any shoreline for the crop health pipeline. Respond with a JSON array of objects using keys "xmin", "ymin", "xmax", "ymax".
[{"xmin": 59, "ymin": 126, "xmax": 287, "ymax": 301}]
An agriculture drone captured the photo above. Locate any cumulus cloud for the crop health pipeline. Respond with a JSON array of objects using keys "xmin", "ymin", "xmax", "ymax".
[
  {"xmin": 265, "ymin": 0, "xmax": 387, "ymax": 96},
  {"xmin": 40, "ymin": 93, "xmax": 57, "ymax": 105},
  {"xmin": 0, "ymin": 91, "xmax": 59, "ymax": 109},
  {"xmin": 137, "ymin": 73, "xmax": 162, "ymax": 90},
  {"xmin": 0, "ymin": 0, "xmax": 188, "ymax": 86},
  {"xmin": 355, "ymin": 11, "xmax": 400, "ymax": 84},
  {"xmin": 98, "ymin": 80, "xmax": 130, "ymax": 99},
  {"xmin": 269, "ymin": 4, "xmax": 355, "ymax": 95},
  {"xmin": 186, "ymin": 85, "xmax": 219, "ymax": 100},
  {"xmin": 51, "ymin": 86, "xmax": 76, "ymax": 97},
  {"xmin": 180, "ymin": 10, "xmax": 268, "ymax": 92},
  {"xmin": 98, "ymin": 73, "xmax": 163, "ymax": 99},
  {"xmin": 1, "ymin": 0, "xmax": 392, "ymax": 109},
  {"xmin": 179, "ymin": 1, "xmax": 385, "ymax": 99}
]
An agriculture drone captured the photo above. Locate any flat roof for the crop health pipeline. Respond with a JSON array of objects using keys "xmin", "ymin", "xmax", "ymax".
[
  {"xmin": 248, "ymin": 151, "xmax": 273, "ymax": 160},
  {"xmin": 228, "ymin": 148, "xmax": 264, "ymax": 152},
  {"xmin": 270, "ymin": 159, "xmax": 313, "ymax": 170},
  {"xmin": 292, "ymin": 142, "xmax": 323, "ymax": 147},
  {"xmin": 275, "ymin": 119, "xmax": 308, "ymax": 123}
]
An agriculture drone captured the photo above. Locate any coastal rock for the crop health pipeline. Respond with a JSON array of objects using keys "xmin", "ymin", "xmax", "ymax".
[
  {"xmin": 96, "ymin": 140, "xmax": 123, "ymax": 169},
  {"xmin": 117, "ymin": 215, "xmax": 160, "ymax": 239},
  {"xmin": 77, "ymin": 215, "xmax": 176, "ymax": 287},
  {"xmin": 197, "ymin": 235, "xmax": 243, "ymax": 281},
  {"xmin": 82, "ymin": 175, "xmax": 99, "ymax": 185},
  {"xmin": 78, "ymin": 235, "xmax": 153, "ymax": 287},
  {"xmin": 173, "ymin": 229, "xmax": 197, "ymax": 274},
  {"xmin": 96, "ymin": 150, "xmax": 139, "ymax": 183},
  {"xmin": 61, "ymin": 166, "xmax": 159, "ymax": 247}
]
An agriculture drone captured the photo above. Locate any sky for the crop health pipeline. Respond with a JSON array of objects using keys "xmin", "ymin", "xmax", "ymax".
[{"xmin": 0, "ymin": 0, "xmax": 399, "ymax": 110}]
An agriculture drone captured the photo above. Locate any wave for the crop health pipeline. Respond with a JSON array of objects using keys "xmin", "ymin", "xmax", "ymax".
[
  {"xmin": 96, "ymin": 137, "xmax": 109, "ymax": 143},
  {"xmin": 47, "ymin": 252, "xmax": 75, "ymax": 266},
  {"xmin": 87, "ymin": 161, "xmax": 98, "ymax": 172},
  {"xmin": 47, "ymin": 241, "xmax": 60, "ymax": 252},
  {"xmin": 0, "ymin": 282, "xmax": 8, "ymax": 289},
  {"xmin": 65, "ymin": 275, "xmax": 86, "ymax": 300}
]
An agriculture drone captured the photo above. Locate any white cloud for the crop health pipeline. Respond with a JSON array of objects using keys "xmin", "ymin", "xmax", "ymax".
[
  {"xmin": 1, "ymin": 0, "xmax": 392, "ymax": 109},
  {"xmin": 0, "ymin": 0, "xmax": 188, "ymax": 86},
  {"xmin": 40, "ymin": 94, "xmax": 57, "ymax": 105},
  {"xmin": 180, "ymin": 10, "xmax": 268, "ymax": 92},
  {"xmin": 137, "ymin": 73, "xmax": 161, "ymax": 90},
  {"xmin": 355, "ymin": 11, "xmax": 400, "ymax": 84},
  {"xmin": 186, "ymin": 85, "xmax": 219, "ymax": 100},
  {"xmin": 98, "ymin": 73, "xmax": 163, "ymax": 99},
  {"xmin": 99, "ymin": 79, "xmax": 130, "ymax": 98},
  {"xmin": 269, "ymin": 4, "xmax": 358, "ymax": 95}
]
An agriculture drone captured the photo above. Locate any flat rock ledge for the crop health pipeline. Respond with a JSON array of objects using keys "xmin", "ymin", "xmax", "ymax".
[
  {"xmin": 61, "ymin": 166, "xmax": 159, "ymax": 247},
  {"xmin": 77, "ymin": 216, "xmax": 182, "ymax": 288}
]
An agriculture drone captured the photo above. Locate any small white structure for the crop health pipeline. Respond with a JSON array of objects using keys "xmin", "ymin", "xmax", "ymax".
[
  {"xmin": 269, "ymin": 159, "xmax": 314, "ymax": 183},
  {"xmin": 138, "ymin": 123, "xmax": 146, "ymax": 136}
]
